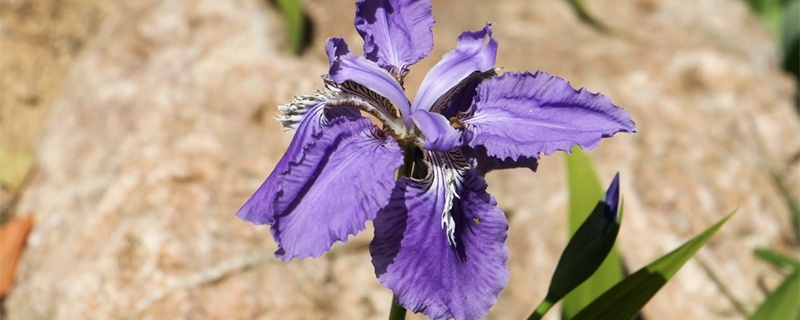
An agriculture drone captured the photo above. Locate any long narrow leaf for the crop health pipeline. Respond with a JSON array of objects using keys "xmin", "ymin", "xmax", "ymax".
[
  {"xmin": 748, "ymin": 269, "xmax": 800, "ymax": 320},
  {"xmin": 754, "ymin": 248, "xmax": 800, "ymax": 270},
  {"xmin": 562, "ymin": 147, "xmax": 623, "ymax": 319},
  {"xmin": 530, "ymin": 174, "xmax": 622, "ymax": 320},
  {"xmin": 275, "ymin": 0, "xmax": 305, "ymax": 55},
  {"xmin": 572, "ymin": 213, "xmax": 734, "ymax": 320}
]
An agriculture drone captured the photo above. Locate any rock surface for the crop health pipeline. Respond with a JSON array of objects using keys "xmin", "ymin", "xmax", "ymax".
[{"xmin": 5, "ymin": 0, "xmax": 800, "ymax": 319}]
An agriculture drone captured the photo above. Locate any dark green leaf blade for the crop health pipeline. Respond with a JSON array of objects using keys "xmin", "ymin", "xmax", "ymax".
[
  {"xmin": 562, "ymin": 147, "xmax": 623, "ymax": 319},
  {"xmin": 529, "ymin": 178, "xmax": 622, "ymax": 320},
  {"xmin": 572, "ymin": 212, "xmax": 734, "ymax": 320}
]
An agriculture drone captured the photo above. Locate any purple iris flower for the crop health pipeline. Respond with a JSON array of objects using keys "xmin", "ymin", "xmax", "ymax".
[{"xmin": 236, "ymin": 0, "xmax": 636, "ymax": 318}]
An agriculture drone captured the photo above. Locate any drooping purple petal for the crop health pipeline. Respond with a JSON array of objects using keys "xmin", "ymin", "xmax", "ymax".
[
  {"xmin": 464, "ymin": 71, "xmax": 637, "ymax": 160},
  {"xmin": 411, "ymin": 24, "xmax": 497, "ymax": 113},
  {"xmin": 327, "ymin": 38, "xmax": 412, "ymax": 123},
  {"xmin": 355, "ymin": 0, "xmax": 435, "ymax": 77},
  {"xmin": 370, "ymin": 151, "xmax": 509, "ymax": 320},
  {"xmin": 411, "ymin": 109, "xmax": 465, "ymax": 152},
  {"xmin": 268, "ymin": 116, "xmax": 403, "ymax": 261},
  {"xmin": 462, "ymin": 145, "xmax": 539, "ymax": 176},
  {"xmin": 236, "ymin": 100, "xmax": 357, "ymax": 224}
]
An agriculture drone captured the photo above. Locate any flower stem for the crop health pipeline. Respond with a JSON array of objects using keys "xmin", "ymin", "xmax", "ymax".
[
  {"xmin": 528, "ymin": 298, "xmax": 555, "ymax": 320},
  {"xmin": 388, "ymin": 294, "xmax": 407, "ymax": 320}
]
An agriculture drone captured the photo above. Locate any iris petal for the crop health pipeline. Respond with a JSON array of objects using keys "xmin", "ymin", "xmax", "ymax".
[
  {"xmin": 411, "ymin": 24, "xmax": 497, "ymax": 113},
  {"xmin": 240, "ymin": 113, "xmax": 403, "ymax": 261},
  {"xmin": 462, "ymin": 145, "xmax": 539, "ymax": 176},
  {"xmin": 464, "ymin": 71, "xmax": 637, "ymax": 160},
  {"xmin": 411, "ymin": 109, "xmax": 466, "ymax": 152},
  {"xmin": 236, "ymin": 101, "xmax": 352, "ymax": 225},
  {"xmin": 355, "ymin": 0, "xmax": 435, "ymax": 78},
  {"xmin": 327, "ymin": 37, "xmax": 413, "ymax": 126},
  {"xmin": 272, "ymin": 116, "xmax": 403, "ymax": 260},
  {"xmin": 370, "ymin": 151, "xmax": 509, "ymax": 320}
]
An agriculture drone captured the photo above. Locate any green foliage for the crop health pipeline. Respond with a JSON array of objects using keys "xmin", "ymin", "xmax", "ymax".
[
  {"xmin": 0, "ymin": 148, "xmax": 34, "ymax": 191},
  {"xmin": 275, "ymin": 0, "xmax": 305, "ymax": 55},
  {"xmin": 744, "ymin": 0, "xmax": 785, "ymax": 37},
  {"xmin": 744, "ymin": 0, "xmax": 800, "ymax": 112},
  {"xmin": 571, "ymin": 213, "xmax": 734, "ymax": 320},
  {"xmin": 754, "ymin": 248, "xmax": 800, "ymax": 270},
  {"xmin": 749, "ymin": 249, "xmax": 800, "ymax": 320},
  {"xmin": 564, "ymin": 0, "xmax": 611, "ymax": 33},
  {"xmin": 529, "ymin": 186, "xmax": 622, "ymax": 320},
  {"xmin": 749, "ymin": 270, "xmax": 800, "ymax": 320},
  {"xmin": 561, "ymin": 147, "xmax": 623, "ymax": 319}
]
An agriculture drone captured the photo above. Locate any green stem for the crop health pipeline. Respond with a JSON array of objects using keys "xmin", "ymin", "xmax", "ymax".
[
  {"xmin": 388, "ymin": 294, "xmax": 407, "ymax": 320},
  {"xmin": 528, "ymin": 298, "xmax": 555, "ymax": 320},
  {"xmin": 399, "ymin": 145, "xmax": 417, "ymax": 178}
]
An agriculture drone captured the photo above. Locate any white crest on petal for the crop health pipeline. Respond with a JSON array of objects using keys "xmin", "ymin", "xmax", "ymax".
[
  {"xmin": 276, "ymin": 89, "xmax": 337, "ymax": 131},
  {"xmin": 442, "ymin": 169, "xmax": 461, "ymax": 246},
  {"xmin": 424, "ymin": 150, "xmax": 470, "ymax": 247}
]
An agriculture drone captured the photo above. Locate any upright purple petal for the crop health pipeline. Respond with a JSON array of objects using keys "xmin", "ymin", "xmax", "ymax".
[
  {"xmin": 327, "ymin": 38, "xmax": 412, "ymax": 123},
  {"xmin": 464, "ymin": 71, "xmax": 637, "ymax": 160},
  {"xmin": 326, "ymin": 37, "xmax": 351, "ymax": 66},
  {"xmin": 371, "ymin": 151, "xmax": 509, "ymax": 320},
  {"xmin": 438, "ymin": 71, "xmax": 492, "ymax": 119},
  {"xmin": 411, "ymin": 24, "xmax": 497, "ymax": 113},
  {"xmin": 269, "ymin": 116, "xmax": 403, "ymax": 260},
  {"xmin": 355, "ymin": 0, "xmax": 435, "ymax": 77}
]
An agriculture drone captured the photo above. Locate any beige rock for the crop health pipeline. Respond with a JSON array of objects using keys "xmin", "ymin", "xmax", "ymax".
[
  {"xmin": 6, "ymin": 0, "xmax": 799, "ymax": 319},
  {"xmin": 0, "ymin": 0, "xmax": 118, "ymax": 150}
]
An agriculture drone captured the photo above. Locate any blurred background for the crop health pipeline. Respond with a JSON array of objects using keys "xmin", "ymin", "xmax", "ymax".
[{"xmin": 0, "ymin": 0, "xmax": 798, "ymax": 319}]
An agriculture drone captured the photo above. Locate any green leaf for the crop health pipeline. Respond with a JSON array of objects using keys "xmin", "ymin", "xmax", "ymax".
[
  {"xmin": 275, "ymin": 0, "xmax": 305, "ymax": 55},
  {"xmin": 562, "ymin": 147, "xmax": 623, "ymax": 319},
  {"xmin": 744, "ymin": 0, "xmax": 784, "ymax": 38},
  {"xmin": 564, "ymin": 0, "xmax": 611, "ymax": 33},
  {"xmin": 529, "ymin": 175, "xmax": 622, "ymax": 320},
  {"xmin": 754, "ymin": 248, "xmax": 800, "ymax": 270},
  {"xmin": 749, "ymin": 270, "xmax": 800, "ymax": 320},
  {"xmin": 781, "ymin": 0, "xmax": 800, "ymax": 52},
  {"xmin": 572, "ymin": 212, "xmax": 734, "ymax": 320},
  {"xmin": 0, "ymin": 149, "xmax": 35, "ymax": 191},
  {"xmin": 750, "ymin": 235, "xmax": 800, "ymax": 320}
]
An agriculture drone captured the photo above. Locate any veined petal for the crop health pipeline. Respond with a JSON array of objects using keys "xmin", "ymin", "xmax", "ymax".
[
  {"xmin": 370, "ymin": 151, "xmax": 509, "ymax": 320},
  {"xmin": 271, "ymin": 116, "xmax": 403, "ymax": 260},
  {"xmin": 411, "ymin": 109, "xmax": 466, "ymax": 152},
  {"xmin": 438, "ymin": 70, "xmax": 493, "ymax": 119},
  {"xmin": 411, "ymin": 24, "xmax": 497, "ymax": 113},
  {"xmin": 236, "ymin": 99, "xmax": 357, "ymax": 224},
  {"xmin": 267, "ymin": 115, "xmax": 403, "ymax": 260},
  {"xmin": 327, "ymin": 38, "xmax": 413, "ymax": 127},
  {"xmin": 464, "ymin": 71, "xmax": 637, "ymax": 160},
  {"xmin": 355, "ymin": 0, "xmax": 435, "ymax": 79}
]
